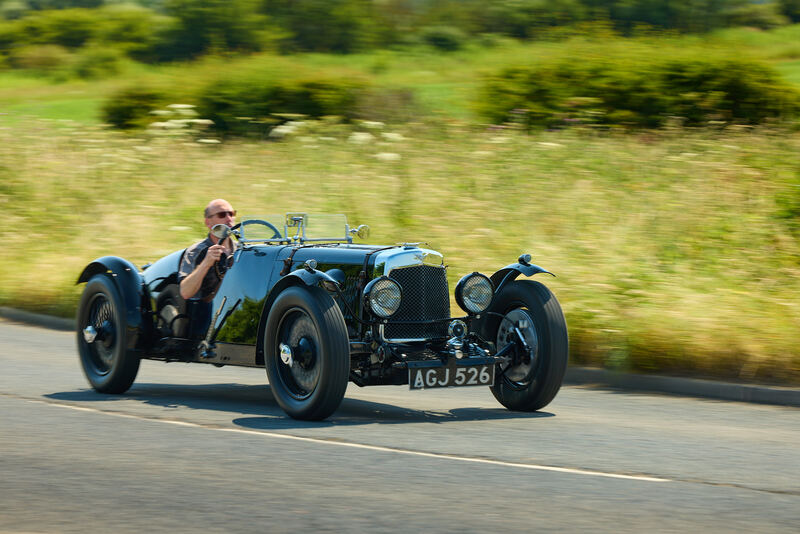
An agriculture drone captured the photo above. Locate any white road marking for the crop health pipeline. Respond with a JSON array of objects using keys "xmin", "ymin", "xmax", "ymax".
[{"xmin": 21, "ymin": 397, "xmax": 670, "ymax": 483}]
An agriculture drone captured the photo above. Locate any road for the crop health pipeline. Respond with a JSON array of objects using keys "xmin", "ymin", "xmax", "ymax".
[{"xmin": 1, "ymin": 321, "xmax": 798, "ymax": 533}]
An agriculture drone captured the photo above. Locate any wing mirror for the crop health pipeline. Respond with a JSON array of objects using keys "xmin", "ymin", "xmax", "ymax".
[
  {"xmin": 211, "ymin": 224, "xmax": 232, "ymax": 242},
  {"xmin": 350, "ymin": 224, "xmax": 370, "ymax": 239}
]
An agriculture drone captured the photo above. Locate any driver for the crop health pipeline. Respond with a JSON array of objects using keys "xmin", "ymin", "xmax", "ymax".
[{"xmin": 178, "ymin": 198, "xmax": 237, "ymax": 301}]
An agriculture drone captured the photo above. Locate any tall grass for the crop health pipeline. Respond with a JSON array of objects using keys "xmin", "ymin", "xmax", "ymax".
[{"xmin": 1, "ymin": 118, "xmax": 798, "ymax": 383}]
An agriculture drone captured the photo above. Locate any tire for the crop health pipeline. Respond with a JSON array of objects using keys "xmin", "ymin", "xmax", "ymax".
[
  {"xmin": 263, "ymin": 285, "xmax": 350, "ymax": 420},
  {"xmin": 480, "ymin": 280, "xmax": 568, "ymax": 412},
  {"xmin": 76, "ymin": 274, "xmax": 140, "ymax": 394}
]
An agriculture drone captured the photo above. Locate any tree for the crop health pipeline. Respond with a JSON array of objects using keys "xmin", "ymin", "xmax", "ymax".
[{"xmin": 160, "ymin": 0, "xmax": 275, "ymax": 59}]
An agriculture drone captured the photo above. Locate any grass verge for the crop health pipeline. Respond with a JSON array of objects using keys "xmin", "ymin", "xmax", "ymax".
[{"xmin": 1, "ymin": 118, "xmax": 798, "ymax": 384}]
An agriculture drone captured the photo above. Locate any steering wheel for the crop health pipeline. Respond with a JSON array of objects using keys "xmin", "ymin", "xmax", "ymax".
[{"xmin": 238, "ymin": 219, "xmax": 282, "ymax": 239}]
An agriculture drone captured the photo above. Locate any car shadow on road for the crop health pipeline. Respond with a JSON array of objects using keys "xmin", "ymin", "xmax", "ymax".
[{"xmin": 45, "ymin": 382, "xmax": 554, "ymax": 429}]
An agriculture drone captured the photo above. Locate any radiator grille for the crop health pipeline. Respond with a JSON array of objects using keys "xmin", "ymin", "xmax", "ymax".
[{"xmin": 384, "ymin": 264, "xmax": 450, "ymax": 340}]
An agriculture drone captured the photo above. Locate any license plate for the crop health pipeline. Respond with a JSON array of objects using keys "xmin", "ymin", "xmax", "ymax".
[{"xmin": 409, "ymin": 363, "xmax": 495, "ymax": 390}]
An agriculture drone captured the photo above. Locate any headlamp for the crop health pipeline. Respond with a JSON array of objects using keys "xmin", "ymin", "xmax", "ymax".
[
  {"xmin": 363, "ymin": 276, "xmax": 403, "ymax": 318},
  {"xmin": 455, "ymin": 272, "xmax": 494, "ymax": 314}
]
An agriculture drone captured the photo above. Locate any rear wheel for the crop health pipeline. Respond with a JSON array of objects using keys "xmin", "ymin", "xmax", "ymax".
[
  {"xmin": 263, "ymin": 285, "xmax": 350, "ymax": 420},
  {"xmin": 480, "ymin": 280, "xmax": 568, "ymax": 412},
  {"xmin": 76, "ymin": 275, "xmax": 140, "ymax": 393}
]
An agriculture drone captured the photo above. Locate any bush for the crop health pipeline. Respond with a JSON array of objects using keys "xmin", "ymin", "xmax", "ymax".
[
  {"xmin": 71, "ymin": 46, "xmax": 123, "ymax": 79},
  {"xmin": 477, "ymin": 48, "xmax": 800, "ymax": 129},
  {"xmin": 7, "ymin": 44, "xmax": 72, "ymax": 72},
  {"xmin": 102, "ymin": 86, "xmax": 167, "ymax": 129},
  {"xmin": 196, "ymin": 74, "xmax": 368, "ymax": 136},
  {"xmin": 16, "ymin": 8, "xmax": 98, "ymax": 49},
  {"xmin": 419, "ymin": 26, "xmax": 466, "ymax": 51}
]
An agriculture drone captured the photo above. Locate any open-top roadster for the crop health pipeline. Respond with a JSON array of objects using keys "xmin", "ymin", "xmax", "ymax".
[{"xmin": 76, "ymin": 214, "xmax": 568, "ymax": 420}]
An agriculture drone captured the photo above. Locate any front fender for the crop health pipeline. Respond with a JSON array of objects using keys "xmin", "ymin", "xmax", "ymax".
[
  {"xmin": 254, "ymin": 267, "xmax": 340, "ymax": 365},
  {"xmin": 490, "ymin": 261, "xmax": 554, "ymax": 295},
  {"xmin": 77, "ymin": 256, "xmax": 148, "ymax": 349}
]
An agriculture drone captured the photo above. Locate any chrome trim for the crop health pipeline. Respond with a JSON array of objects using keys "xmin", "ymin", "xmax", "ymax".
[
  {"xmin": 371, "ymin": 247, "xmax": 444, "ymax": 277},
  {"xmin": 82, "ymin": 325, "xmax": 97, "ymax": 343},
  {"xmin": 279, "ymin": 343, "xmax": 293, "ymax": 367}
]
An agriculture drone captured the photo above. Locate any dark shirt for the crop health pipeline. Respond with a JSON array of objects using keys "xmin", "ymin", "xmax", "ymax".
[{"xmin": 178, "ymin": 235, "xmax": 229, "ymax": 300}]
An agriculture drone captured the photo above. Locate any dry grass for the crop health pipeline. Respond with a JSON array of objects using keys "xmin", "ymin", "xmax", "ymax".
[{"xmin": 2, "ymin": 118, "xmax": 799, "ymax": 383}]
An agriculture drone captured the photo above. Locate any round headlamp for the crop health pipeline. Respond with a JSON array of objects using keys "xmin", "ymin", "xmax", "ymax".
[
  {"xmin": 455, "ymin": 273, "xmax": 494, "ymax": 314},
  {"xmin": 363, "ymin": 276, "xmax": 403, "ymax": 318}
]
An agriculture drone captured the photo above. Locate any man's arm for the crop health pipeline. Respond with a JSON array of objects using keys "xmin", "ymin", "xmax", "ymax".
[{"xmin": 179, "ymin": 244, "xmax": 225, "ymax": 299}]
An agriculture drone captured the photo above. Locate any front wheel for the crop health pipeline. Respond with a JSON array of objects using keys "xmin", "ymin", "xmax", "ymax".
[
  {"xmin": 263, "ymin": 285, "xmax": 350, "ymax": 420},
  {"xmin": 480, "ymin": 280, "xmax": 568, "ymax": 412},
  {"xmin": 76, "ymin": 275, "xmax": 140, "ymax": 394}
]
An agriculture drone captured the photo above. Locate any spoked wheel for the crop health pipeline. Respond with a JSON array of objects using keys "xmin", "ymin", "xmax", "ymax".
[
  {"xmin": 76, "ymin": 275, "xmax": 140, "ymax": 393},
  {"xmin": 263, "ymin": 285, "xmax": 349, "ymax": 420},
  {"xmin": 480, "ymin": 280, "xmax": 568, "ymax": 412}
]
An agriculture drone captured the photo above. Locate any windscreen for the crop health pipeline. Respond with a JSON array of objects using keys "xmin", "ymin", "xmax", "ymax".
[{"xmin": 238, "ymin": 213, "xmax": 349, "ymax": 242}]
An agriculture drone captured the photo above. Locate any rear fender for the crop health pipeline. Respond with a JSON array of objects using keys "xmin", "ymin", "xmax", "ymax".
[
  {"xmin": 77, "ymin": 256, "xmax": 149, "ymax": 349},
  {"xmin": 254, "ymin": 267, "xmax": 340, "ymax": 365}
]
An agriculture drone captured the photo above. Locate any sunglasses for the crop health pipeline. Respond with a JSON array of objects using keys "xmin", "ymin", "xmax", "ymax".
[{"xmin": 209, "ymin": 210, "xmax": 236, "ymax": 219}]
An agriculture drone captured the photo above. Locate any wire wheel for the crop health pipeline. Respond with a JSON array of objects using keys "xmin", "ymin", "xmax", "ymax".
[
  {"xmin": 84, "ymin": 293, "xmax": 117, "ymax": 375},
  {"xmin": 76, "ymin": 274, "xmax": 140, "ymax": 394}
]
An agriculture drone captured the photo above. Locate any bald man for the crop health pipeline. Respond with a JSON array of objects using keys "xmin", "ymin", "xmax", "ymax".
[{"xmin": 178, "ymin": 199, "xmax": 237, "ymax": 300}]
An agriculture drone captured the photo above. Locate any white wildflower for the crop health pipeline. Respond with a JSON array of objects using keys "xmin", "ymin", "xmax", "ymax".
[
  {"xmin": 269, "ymin": 124, "xmax": 297, "ymax": 138},
  {"xmin": 348, "ymin": 132, "xmax": 374, "ymax": 144},
  {"xmin": 381, "ymin": 132, "xmax": 405, "ymax": 142},
  {"xmin": 361, "ymin": 120, "xmax": 384, "ymax": 129},
  {"xmin": 196, "ymin": 138, "xmax": 221, "ymax": 144},
  {"xmin": 167, "ymin": 104, "xmax": 195, "ymax": 110},
  {"xmin": 374, "ymin": 152, "xmax": 401, "ymax": 162},
  {"xmin": 150, "ymin": 110, "xmax": 172, "ymax": 116},
  {"xmin": 191, "ymin": 119, "xmax": 214, "ymax": 127},
  {"xmin": 538, "ymin": 142, "xmax": 564, "ymax": 148}
]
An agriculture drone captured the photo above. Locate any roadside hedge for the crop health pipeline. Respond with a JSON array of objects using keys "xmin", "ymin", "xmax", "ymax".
[
  {"xmin": 196, "ymin": 74, "xmax": 368, "ymax": 136},
  {"xmin": 477, "ymin": 51, "xmax": 800, "ymax": 128}
]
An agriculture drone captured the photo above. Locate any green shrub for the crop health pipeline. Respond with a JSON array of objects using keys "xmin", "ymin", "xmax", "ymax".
[
  {"xmin": 16, "ymin": 8, "xmax": 98, "ymax": 49},
  {"xmin": 71, "ymin": 46, "xmax": 123, "ymax": 79},
  {"xmin": 419, "ymin": 26, "xmax": 467, "ymax": 51},
  {"xmin": 7, "ymin": 44, "xmax": 72, "ymax": 72},
  {"xmin": 102, "ymin": 86, "xmax": 167, "ymax": 129},
  {"xmin": 477, "ymin": 49, "xmax": 800, "ymax": 129},
  {"xmin": 196, "ymin": 74, "xmax": 368, "ymax": 136}
]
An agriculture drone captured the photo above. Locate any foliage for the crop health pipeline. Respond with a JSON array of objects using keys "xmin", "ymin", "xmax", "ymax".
[
  {"xmin": 780, "ymin": 0, "xmax": 800, "ymax": 22},
  {"xmin": 419, "ymin": 26, "xmax": 466, "ymax": 51},
  {"xmin": 71, "ymin": 46, "xmax": 122, "ymax": 79},
  {"xmin": 156, "ymin": 0, "xmax": 277, "ymax": 60},
  {"xmin": 101, "ymin": 86, "xmax": 166, "ymax": 129},
  {"xmin": 478, "ymin": 47, "xmax": 800, "ymax": 128},
  {"xmin": 262, "ymin": 0, "xmax": 377, "ymax": 53},
  {"xmin": 6, "ymin": 43, "xmax": 70, "ymax": 71},
  {"xmin": 723, "ymin": 2, "xmax": 789, "ymax": 30},
  {"xmin": 196, "ymin": 72, "xmax": 368, "ymax": 135}
]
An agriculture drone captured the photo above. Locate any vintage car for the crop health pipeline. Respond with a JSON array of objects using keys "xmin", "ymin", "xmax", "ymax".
[{"xmin": 76, "ymin": 213, "xmax": 568, "ymax": 420}]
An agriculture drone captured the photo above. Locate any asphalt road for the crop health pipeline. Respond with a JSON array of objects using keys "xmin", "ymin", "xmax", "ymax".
[{"xmin": 1, "ymin": 321, "xmax": 798, "ymax": 533}]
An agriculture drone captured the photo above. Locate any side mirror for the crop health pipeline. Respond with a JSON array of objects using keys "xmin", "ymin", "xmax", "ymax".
[
  {"xmin": 350, "ymin": 224, "xmax": 370, "ymax": 240},
  {"xmin": 211, "ymin": 224, "xmax": 231, "ymax": 242}
]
